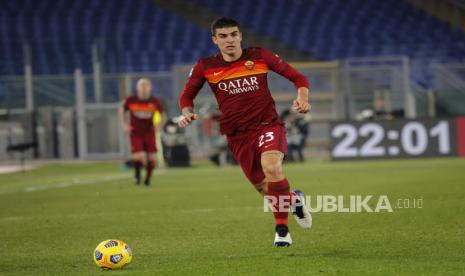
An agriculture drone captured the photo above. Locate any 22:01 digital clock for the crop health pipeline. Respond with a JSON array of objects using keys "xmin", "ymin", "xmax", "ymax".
[{"xmin": 330, "ymin": 117, "xmax": 465, "ymax": 160}]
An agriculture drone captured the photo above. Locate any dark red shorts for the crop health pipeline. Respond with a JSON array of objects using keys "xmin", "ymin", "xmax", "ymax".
[
  {"xmin": 130, "ymin": 131, "xmax": 157, "ymax": 153},
  {"xmin": 227, "ymin": 124, "xmax": 287, "ymax": 184}
]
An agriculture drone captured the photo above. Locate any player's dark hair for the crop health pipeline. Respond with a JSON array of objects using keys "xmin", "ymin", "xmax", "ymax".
[{"xmin": 211, "ymin": 17, "xmax": 240, "ymax": 35}]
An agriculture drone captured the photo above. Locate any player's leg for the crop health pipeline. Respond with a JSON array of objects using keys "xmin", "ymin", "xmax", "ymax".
[
  {"xmin": 144, "ymin": 153, "xmax": 156, "ymax": 186},
  {"xmin": 261, "ymin": 151, "xmax": 288, "ymax": 226},
  {"xmin": 132, "ymin": 151, "xmax": 144, "ymax": 185},
  {"xmin": 251, "ymin": 180, "xmax": 267, "ymax": 196},
  {"xmin": 260, "ymin": 150, "xmax": 293, "ymax": 246},
  {"xmin": 130, "ymin": 134, "xmax": 144, "ymax": 185},
  {"xmin": 258, "ymin": 125, "xmax": 312, "ymax": 246},
  {"xmin": 143, "ymin": 131, "xmax": 157, "ymax": 186},
  {"xmin": 229, "ymin": 132, "xmax": 292, "ymax": 247},
  {"xmin": 261, "ymin": 150, "xmax": 313, "ymax": 246},
  {"xmin": 227, "ymin": 131, "xmax": 308, "ymax": 247},
  {"xmin": 227, "ymin": 133, "xmax": 266, "ymax": 194},
  {"xmin": 258, "ymin": 125, "xmax": 291, "ymax": 229}
]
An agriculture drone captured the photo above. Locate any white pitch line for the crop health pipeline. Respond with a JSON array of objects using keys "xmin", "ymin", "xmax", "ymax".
[
  {"xmin": 23, "ymin": 174, "xmax": 129, "ymax": 193},
  {"xmin": 0, "ymin": 206, "xmax": 259, "ymax": 222},
  {"xmin": 0, "ymin": 169, "xmax": 166, "ymax": 195},
  {"xmin": 0, "ymin": 165, "xmax": 35, "ymax": 174}
]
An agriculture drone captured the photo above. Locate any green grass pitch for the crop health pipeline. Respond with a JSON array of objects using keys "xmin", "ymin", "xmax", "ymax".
[{"xmin": 1, "ymin": 158, "xmax": 465, "ymax": 275}]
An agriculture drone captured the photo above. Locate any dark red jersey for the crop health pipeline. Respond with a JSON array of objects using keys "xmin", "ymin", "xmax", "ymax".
[
  {"xmin": 123, "ymin": 95, "xmax": 164, "ymax": 134},
  {"xmin": 179, "ymin": 47, "xmax": 309, "ymax": 135}
]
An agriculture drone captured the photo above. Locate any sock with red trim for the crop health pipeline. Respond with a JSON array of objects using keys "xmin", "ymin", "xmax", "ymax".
[{"xmin": 266, "ymin": 178, "xmax": 291, "ymax": 226}]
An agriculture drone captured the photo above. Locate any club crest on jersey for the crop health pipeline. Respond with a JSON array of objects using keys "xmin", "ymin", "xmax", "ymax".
[{"xmin": 244, "ymin": 60, "xmax": 254, "ymax": 70}]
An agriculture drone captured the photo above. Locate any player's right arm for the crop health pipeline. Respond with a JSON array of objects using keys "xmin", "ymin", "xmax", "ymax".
[
  {"xmin": 178, "ymin": 60, "xmax": 205, "ymax": 128},
  {"xmin": 118, "ymin": 99, "xmax": 132, "ymax": 134}
]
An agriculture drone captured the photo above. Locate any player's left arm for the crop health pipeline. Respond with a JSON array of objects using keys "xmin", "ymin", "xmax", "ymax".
[{"xmin": 261, "ymin": 48, "xmax": 310, "ymax": 113}]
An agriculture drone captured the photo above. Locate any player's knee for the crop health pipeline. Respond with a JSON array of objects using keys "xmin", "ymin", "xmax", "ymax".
[
  {"xmin": 147, "ymin": 155, "xmax": 156, "ymax": 163},
  {"xmin": 262, "ymin": 162, "xmax": 283, "ymax": 180},
  {"xmin": 132, "ymin": 152, "xmax": 144, "ymax": 161}
]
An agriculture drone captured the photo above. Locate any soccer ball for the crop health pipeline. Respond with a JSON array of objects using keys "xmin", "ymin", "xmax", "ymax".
[{"xmin": 93, "ymin": 239, "xmax": 132, "ymax": 270}]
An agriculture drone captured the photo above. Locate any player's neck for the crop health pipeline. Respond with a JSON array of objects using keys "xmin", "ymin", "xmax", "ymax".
[
  {"xmin": 221, "ymin": 48, "xmax": 243, "ymax": 62},
  {"xmin": 137, "ymin": 95, "xmax": 150, "ymax": 100}
]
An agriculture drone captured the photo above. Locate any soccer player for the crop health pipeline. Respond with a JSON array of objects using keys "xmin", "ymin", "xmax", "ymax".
[
  {"xmin": 119, "ymin": 78, "xmax": 165, "ymax": 186},
  {"xmin": 178, "ymin": 17, "xmax": 312, "ymax": 247}
]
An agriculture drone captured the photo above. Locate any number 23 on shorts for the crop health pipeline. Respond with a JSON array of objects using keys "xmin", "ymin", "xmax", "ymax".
[{"xmin": 258, "ymin": 131, "xmax": 275, "ymax": 147}]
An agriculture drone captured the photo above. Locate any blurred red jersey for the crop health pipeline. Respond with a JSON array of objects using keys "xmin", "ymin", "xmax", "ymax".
[
  {"xmin": 123, "ymin": 95, "xmax": 164, "ymax": 134},
  {"xmin": 179, "ymin": 47, "xmax": 309, "ymax": 135}
]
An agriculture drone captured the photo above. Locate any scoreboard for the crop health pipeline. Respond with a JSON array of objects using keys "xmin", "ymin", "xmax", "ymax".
[{"xmin": 330, "ymin": 117, "xmax": 465, "ymax": 160}]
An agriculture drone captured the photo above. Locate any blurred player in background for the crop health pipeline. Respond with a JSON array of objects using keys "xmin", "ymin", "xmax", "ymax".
[
  {"xmin": 178, "ymin": 17, "xmax": 312, "ymax": 247},
  {"xmin": 119, "ymin": 78, "xmax": 165, "ymax": 186},
  {"xmin": 281, "ymin": 109, "xmax": 310, "ymax": 162}
]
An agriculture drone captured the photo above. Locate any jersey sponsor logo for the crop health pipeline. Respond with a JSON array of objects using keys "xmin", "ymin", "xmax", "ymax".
[{"xmin": 217, "ymin": 76, "xmax": 259, "ymax": 95}]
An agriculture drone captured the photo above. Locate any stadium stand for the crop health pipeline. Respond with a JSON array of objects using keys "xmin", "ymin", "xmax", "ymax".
[
  {"xmin": 1, "ymin": 0, "xmax": 464, "ymax": 88},
  {"xmin": 192, "ymin": 0, "xmax": 465, "ymax": 87},
  {"xmin": 0, "ymin": 0, "xmax": 216, "ymax": 75}
]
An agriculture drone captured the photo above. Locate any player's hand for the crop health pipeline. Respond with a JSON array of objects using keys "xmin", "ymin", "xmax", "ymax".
[
  {"xmin": 178, "ymin": 112, "xmax": 198, "ymax": 128},
  {"xmin": 292, "ymin": 97, "xmax": 311, "ymax": 113},
  {"xmin": 123, "ymin": 124, "xmax": 132, "ymax": 134}
]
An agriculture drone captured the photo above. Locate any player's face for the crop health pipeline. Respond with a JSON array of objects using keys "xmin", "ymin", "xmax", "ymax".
[
  {"xmin": 212, "ymin": 27, "xmax": 242, "ymax": 56},
  {"xmin": 137, "ymin": 81, "xmax": 152, "ymax": 100}
]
